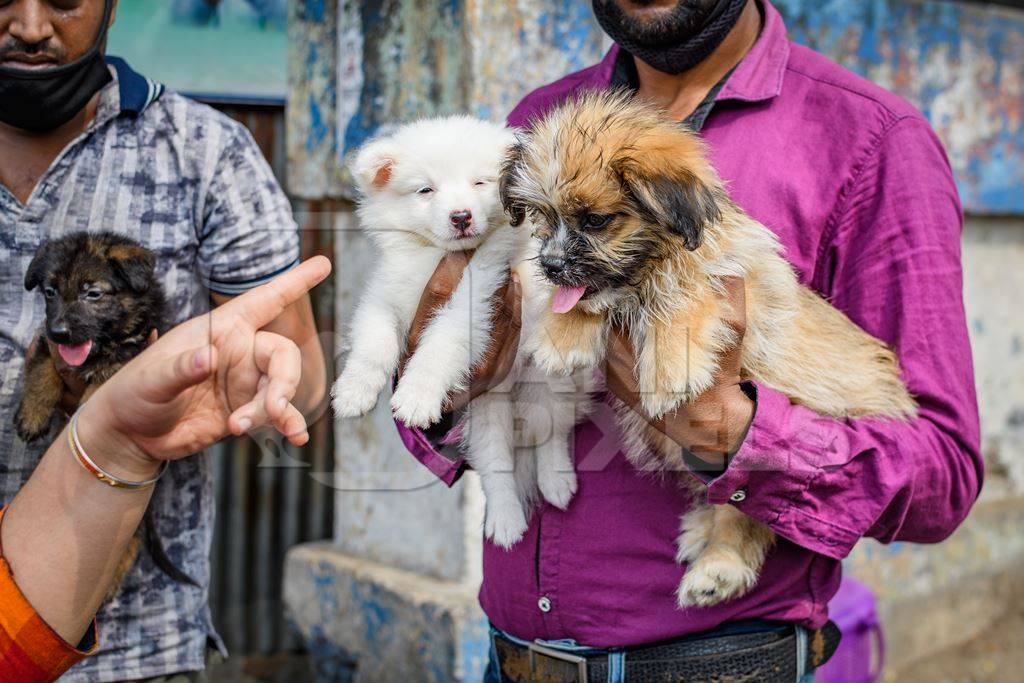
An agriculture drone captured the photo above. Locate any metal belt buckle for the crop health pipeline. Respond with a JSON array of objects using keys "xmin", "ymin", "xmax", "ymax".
[{"xmin": 528, "ymin": 640, "xmax": 588, "ymax": 683}]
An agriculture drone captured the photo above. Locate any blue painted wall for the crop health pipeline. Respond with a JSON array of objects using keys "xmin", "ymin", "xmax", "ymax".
[
  {"xmin": 288, "ymin": 0, "xmax": 1023, "ymax": 214},
  {"xmin": 776, "ymin": 0, "xmax": 1023, "ymax": 214}
]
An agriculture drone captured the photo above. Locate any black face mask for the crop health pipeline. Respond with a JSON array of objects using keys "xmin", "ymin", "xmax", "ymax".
[
  {"xmin": 0, "ymin": 0, "xmax": 114, "ymax": 133},
  {"xmin": 592, "ymin": 0, "xmax": 748, "ymax": 75}
]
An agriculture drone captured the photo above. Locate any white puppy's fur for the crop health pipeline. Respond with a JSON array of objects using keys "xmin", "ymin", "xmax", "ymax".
[{"xmin": 331, "ymin": 116, "xmax": 591, "ymax": 547}]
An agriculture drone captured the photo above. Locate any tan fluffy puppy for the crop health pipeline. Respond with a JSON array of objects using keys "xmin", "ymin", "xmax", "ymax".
[{"xmin": 500, "ymin": 90, "xmax": 916, "ymax": 608}]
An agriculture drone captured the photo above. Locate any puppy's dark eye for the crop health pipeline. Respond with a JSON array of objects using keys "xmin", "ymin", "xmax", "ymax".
[
  {"xmin": 474, "ymin": 180, "xmax": 488, "ymax": 187},
  {"xmin": 84, "ymin": 289, "xmax": 104, "ymax": 301},
  {"xmin": 416, "ymin": 187, "xmax": 434, "ymax": 195},
  {"xmin": 582, "ymin": 213, "xmax": 613, "ymax": 230},
  {"xmin": 43, "ymin": 286, "xmax": 57, "ymax": 299}
]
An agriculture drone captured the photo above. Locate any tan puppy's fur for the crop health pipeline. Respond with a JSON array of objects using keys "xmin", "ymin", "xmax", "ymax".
[{"xmin": 501, "ymin": 90, "xmax": 916, "ymax": 607}]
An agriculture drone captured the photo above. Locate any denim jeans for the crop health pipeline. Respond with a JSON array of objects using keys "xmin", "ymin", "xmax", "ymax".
[{"xmin": 483, "ymin": 623, "xmax": 816, "ymax": 683}]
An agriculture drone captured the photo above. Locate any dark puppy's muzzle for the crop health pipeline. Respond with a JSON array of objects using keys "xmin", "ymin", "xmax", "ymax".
[
  {"xmin": 539, "ymin": 229, "xmax": 571, "ymax": 280},
  {"xmin": 47, "ymin": 319, "xmax": 72, "ymax": 344},
  {"xmin": 540, "ymin": 254, "xmax": 567, "ymax": 278}
]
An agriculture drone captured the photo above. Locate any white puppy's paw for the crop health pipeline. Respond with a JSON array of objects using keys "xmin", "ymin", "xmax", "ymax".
[
  {"xmin": 331, "ymin": 370, "xmax": 383, "ymax": 418},
  {"xmin": 676, "ymin": 551, "xmax": 758, "ymax": 608},
  {"xmin": 538, "ymin": 468, "xmax": 578, "ymax": 511},
  {"xmin": 390, "ymin": 372, "xmax": 447, "ymax": 428},
  {"xmin": 484, "ymin": 498, "xmax": 529, "ymax": 549}
]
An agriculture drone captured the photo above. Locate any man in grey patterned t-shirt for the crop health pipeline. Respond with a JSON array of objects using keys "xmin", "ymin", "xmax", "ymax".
[{"xmin": 0, "ymin": 2, "xmax": 326, "ymax": 681}]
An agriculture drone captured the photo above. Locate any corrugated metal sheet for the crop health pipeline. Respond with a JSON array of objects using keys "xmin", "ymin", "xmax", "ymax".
[{"xmin": 209, "ymin": 104, "xmax": 338, "ymax": 655}]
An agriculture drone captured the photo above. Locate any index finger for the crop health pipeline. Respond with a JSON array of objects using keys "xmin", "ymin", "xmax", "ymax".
[{"xmin": 225, "ymin": 256, "xmax": 332, "ymax": 329}]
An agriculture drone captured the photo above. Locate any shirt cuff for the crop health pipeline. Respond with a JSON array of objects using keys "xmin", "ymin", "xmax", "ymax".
[
  {"xmin": 704, "ymin": 382, "xmax": 858, "ymax": 559},
  {"xmin": 394, "ymin": 420, "xmax": 467, "ymax": 487},
  {"xmin": 683, "ymin": 381, "xmax": 758, "ymax": 482}
]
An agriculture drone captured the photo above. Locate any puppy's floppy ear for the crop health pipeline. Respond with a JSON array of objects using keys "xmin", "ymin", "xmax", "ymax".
[
  {"xmin": 108, "ymin": 244, "xmax": 156, "ymax": 293},
  {"xmin": 618, "ymin": 165, "xmax": 721, "ymax": 251},
  {"xmin": 352, "ymin": 137, "xmax": 399, "ymax": 193},
  {"xmin": 25, "ymin": 241, "xmax": 54, "ymax": 291},
  {"xmin": 499, "ymin": 137, "xmax": 527, "ymax": 227}
]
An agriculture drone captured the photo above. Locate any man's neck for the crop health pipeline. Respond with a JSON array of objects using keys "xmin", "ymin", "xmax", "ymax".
[
  {"xmin": 635, "ymin": 0, "xmax": 761, "ymax": 122},
  {"xmin": 0, "ymin": 93, "xmax": 100, "ymax": 204}
]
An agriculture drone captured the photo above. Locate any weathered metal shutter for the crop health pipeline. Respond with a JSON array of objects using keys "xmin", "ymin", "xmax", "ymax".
[{"xmin": 206, "ymin": 104, "xmax": 338, "ymax": 655}]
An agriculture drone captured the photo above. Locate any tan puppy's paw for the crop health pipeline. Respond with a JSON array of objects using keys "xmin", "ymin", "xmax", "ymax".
[
  {"xmin": 640, "ymin": 388, "xmax": 692, "ymax": 421},
  {"xmin": 529, "ymin": 307, "xmax": 606, "ymax": 375},
  {"xmin": 485, "ymin": 497, "xmax": 529, "ymax": 549},
  {"xmin": 530, "ymin": 337, "xmax": 601, "ymax": 376},
  {"xmin": 674, "ymin": 506, "xmax": 715, "ymax": 564},
  {"xmin": 390, "ymin": 371, "xmax": 447, "ymax": 428},
  {"xmin": 638, "ymin": 365, "xmax": 716, "ymax": 419},
  {"xmin": 676, "ymin": 549, "xmax": 758, "ymax": 608}
]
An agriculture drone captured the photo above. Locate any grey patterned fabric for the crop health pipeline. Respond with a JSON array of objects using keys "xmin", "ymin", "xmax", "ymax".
[{"xmin": 0, "ymin": 60, "xmax": 299, "ymax": 682}]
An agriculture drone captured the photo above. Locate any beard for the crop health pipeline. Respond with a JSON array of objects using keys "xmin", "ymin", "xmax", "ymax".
[{"xmin": 592, "ymin": 0, "xmax": 723, "ymax": 46}]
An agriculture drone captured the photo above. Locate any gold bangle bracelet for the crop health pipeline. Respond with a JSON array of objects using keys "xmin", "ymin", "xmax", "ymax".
[{"xmin": 69, "ymin": 408, "xmax": 167, "ymax": 491}]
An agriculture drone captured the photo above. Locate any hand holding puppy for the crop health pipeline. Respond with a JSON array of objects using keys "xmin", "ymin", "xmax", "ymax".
[
  {"xmin": 399, "ymin": 250, "xmax": 523, "ymax": 415},
  {"xmin": 76, "ymin": 257, "xmax": 332, "ymax": 481},
  {"xmin": 603, "ymin": 276, "xmax": 754, "ymax": 466}
]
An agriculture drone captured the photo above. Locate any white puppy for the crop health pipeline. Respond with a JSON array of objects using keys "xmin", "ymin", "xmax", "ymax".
[{"xmin": 331, "ymin": 116, "xmax": 591, "ymax": 547}]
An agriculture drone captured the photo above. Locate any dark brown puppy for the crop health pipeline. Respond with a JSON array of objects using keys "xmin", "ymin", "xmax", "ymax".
[
  {"xmin": 14, "ymin": 231, "xmax": 194, "ymax": 591},
  {"xmin": 15, "ymin": 231, "xmax": 167, "ymax": 442}
]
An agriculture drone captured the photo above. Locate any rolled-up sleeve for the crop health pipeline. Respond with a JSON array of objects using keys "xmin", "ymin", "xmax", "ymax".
[
  {"xmin": 708, "ymin": 116, "xmax": 983, "ymax": 559},
  {"xmin": 0, "ymin": 508, "xmax": 97, "ymax": 682},
  {"xmin": 197, "ymin": 122, "xmax": 300, "ymax": 295}
]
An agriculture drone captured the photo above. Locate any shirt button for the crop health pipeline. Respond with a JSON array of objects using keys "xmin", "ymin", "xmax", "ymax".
[
  {"xmin": 538, "ymin": 596, "xmax": 552, "ymax": 613},
  {"xmin": 730, "ymin": 490, "xmax": 747, "ymax": 503}
]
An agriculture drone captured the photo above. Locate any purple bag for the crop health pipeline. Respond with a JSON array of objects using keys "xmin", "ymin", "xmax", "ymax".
[{"xmin": 816, "ymin": 577, "xmax": 885, "ymax": 683}]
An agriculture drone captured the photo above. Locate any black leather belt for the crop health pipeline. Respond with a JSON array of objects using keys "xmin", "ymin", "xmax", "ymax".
[{"xmin": 494, "ymin": 621, "xmax": 841, "ymax": 683}]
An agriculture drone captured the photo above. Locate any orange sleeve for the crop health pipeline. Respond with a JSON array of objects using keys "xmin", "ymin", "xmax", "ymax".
[{"xmin": 0, "ymin": 506, "xmax": 98, "ymax": 682}]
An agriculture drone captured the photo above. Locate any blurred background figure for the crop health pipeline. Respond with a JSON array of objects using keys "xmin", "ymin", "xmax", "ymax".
[{"xmin": 171, "ymin": 0, "xmax": 287, "ymax": 30}]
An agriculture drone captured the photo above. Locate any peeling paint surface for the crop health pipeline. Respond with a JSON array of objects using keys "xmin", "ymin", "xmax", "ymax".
[
  {"xmin": 776, "ymin": 0, "xmax": 1024, "ymax": 214},
  {"xmin": 284, "ymin": 545, "xmax": 488, "ymax": 682},
  {"xmin": 291, "ymin": 1, "xmax": 1022, "ymax": 210},
  {"xmin": 464, "ymin": 0, "xmax": 603, "ymax": 121},
  {"xmin": 288, "ymin": 0, "xmax": 603, "ymax": 198},
  {"xmin": 288, "ymin": 0, "xmax": 340, "ymax": 196}
]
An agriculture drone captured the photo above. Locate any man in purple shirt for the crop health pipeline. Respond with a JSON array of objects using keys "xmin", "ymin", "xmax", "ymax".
[{"xmin": 395, "ymin": 1, "xmax": 982, "ymax": 680}]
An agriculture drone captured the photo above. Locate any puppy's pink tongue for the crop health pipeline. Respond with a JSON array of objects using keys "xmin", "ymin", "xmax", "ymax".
[
  {"xmin": 58, "ymin": 340, "xmax": 92, "ymax": 367},
  {"xmin": 552, "ymin": 285, "xmax": 587, "ymax": 314}
]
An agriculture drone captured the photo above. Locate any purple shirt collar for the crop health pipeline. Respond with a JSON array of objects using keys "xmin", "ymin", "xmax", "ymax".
[{"xmin": 588, "ymin": 0, "xmax": 789, "ymax": 105}]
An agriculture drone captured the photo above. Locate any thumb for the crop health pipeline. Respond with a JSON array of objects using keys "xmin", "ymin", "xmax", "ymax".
[{"xmin": 144, "ymin": 345, "xmax": 218, "ymax": 403}]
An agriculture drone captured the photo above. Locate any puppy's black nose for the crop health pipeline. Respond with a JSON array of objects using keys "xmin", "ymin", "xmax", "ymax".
[
  {"xmin": 48, "ymin": 321, "xmax": 71, "ymax": 344},
  {"xmin": 449, "ymin": 210, "xmax": 472, "ymax": 229},
  {"xmin": 540, "ymin": 254, "xmax": 566, "ymax": 278}
]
